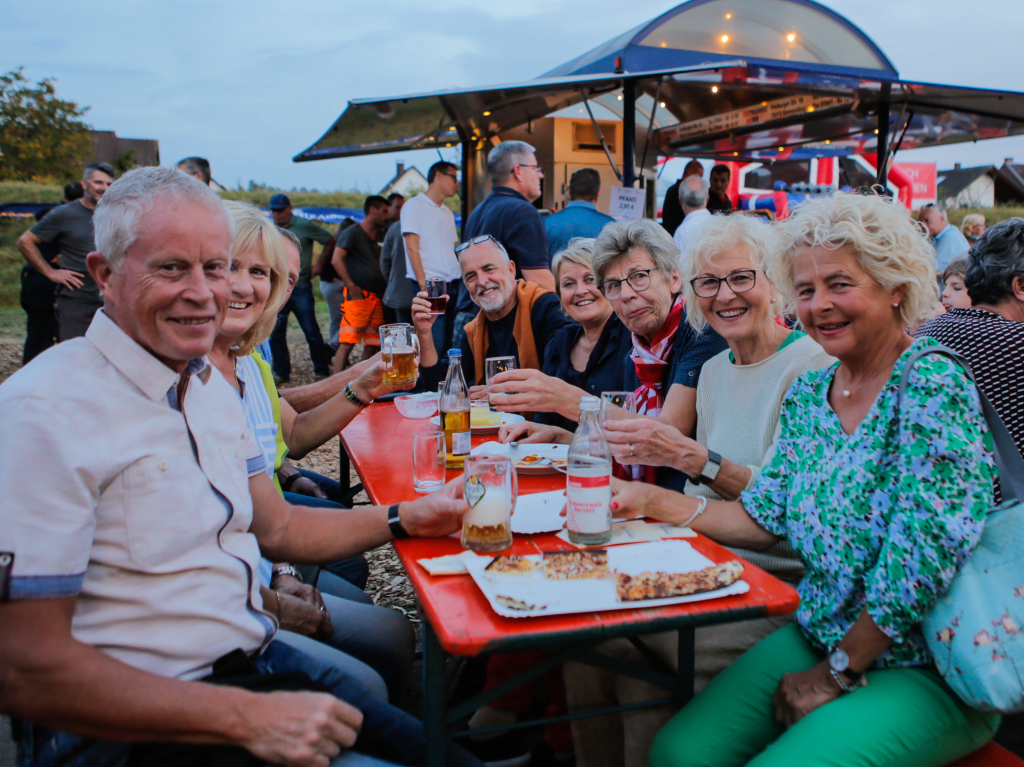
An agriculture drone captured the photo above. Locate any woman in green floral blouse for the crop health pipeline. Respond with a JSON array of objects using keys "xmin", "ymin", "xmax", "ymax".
[{"xmin": 612, "ymin": 193, "xmax": 1001, "ymax": 767}]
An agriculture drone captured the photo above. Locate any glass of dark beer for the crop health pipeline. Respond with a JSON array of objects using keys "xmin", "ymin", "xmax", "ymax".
[{"xmin": 425, "ymin": 279, "xmax": 448, "ymax": 316}]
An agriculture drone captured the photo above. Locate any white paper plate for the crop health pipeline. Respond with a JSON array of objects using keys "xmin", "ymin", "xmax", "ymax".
[
  {"xmin": 429, "ymin": 412, "xmax": 525, "ymax": 435},
  {"xmin": 510, "ymin": 489, "xmax": 568, "ymax": 534},
  {"xmin": 466, "ymin": 540, "xmax": 749, "ymax": 619},
  {"xmin": 471, "ymin": 441, "xmax": 570, "ymax": 474}
]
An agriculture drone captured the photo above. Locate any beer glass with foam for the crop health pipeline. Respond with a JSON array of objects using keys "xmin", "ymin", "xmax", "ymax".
[
  {"xmin": 380, "ymin": 323, "xmax": 420, "ymax": 386},
  {"xmin": 461, "ymin": 454, "xmax": 517, "ymax": 553}
]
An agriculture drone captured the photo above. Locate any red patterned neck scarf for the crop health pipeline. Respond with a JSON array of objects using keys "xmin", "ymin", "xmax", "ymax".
[
  {"xmin": 620, "ymin": 294, "xmax": 685, "ymax": 483},
  {"xmin": 629, "ymin": 294, "xmax": 685, "ymax": 417}
]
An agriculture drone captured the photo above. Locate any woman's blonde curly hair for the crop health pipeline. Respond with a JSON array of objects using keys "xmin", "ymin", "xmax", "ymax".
[
  {"xmin": 223, "ymin": 201, "xmax": 291, "ymax": 357},
  {"xmin": 764, "ymin": 192, "xmax": 938, "ymax": 329}
]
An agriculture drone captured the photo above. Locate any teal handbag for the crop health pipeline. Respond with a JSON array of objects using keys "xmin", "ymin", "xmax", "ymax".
[{"xmin": 898, "ymin": 345, "xmax": 1024, "ymax": 713}]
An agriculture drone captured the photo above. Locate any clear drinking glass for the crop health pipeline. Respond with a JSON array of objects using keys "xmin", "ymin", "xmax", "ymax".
[
  {"xmin": 411, "ymin": 431, "xmax": 446, "ymax": 494},
  {"xmin": 485, "ymin": 356, "xmax": 517, "ymax": 405},
  {"xmin": 600, "ymin": 390, "xmax": 637, "ymax": 420},
  {"xmin": 424, "ymin": 279, "xmax": 448, "ymax": 316},
  {"xmin": 380, "ymin": 323, "xmax": 420, "ymax": 387},
  {"xmin": 461, "ymin": 454, "xmax": 517, "ymax": 553}
]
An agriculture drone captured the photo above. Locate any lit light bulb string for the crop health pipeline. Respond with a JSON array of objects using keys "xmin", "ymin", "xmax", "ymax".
[{"xmin": 715, "ymin": 13, "xmax": 797, "ymax": 47}]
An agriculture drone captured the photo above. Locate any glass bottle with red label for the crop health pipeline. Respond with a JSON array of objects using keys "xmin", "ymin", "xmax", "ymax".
[{"xmin": 566, "ymin": 395, "xmax": 613, "ymax": 545}]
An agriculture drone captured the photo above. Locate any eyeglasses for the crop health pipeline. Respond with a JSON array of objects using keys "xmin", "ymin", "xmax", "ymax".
[
  {"xmin": 443, "ymin": 172, "xmax": 459, "ymax": 181},
  {"xmin": 455, "ymin": 234, "xmax": 497, "ymax": 255},
  {"xmin": 690, "ymin": 269, "xmax": 757, "ymax": 298},
  {"xmin": 517, "ymin": 163, "xmax": 542, "ymax": 173},
  {"xmin": 600, "ymin": 269, "xmax": 653, "ymax": 300}
]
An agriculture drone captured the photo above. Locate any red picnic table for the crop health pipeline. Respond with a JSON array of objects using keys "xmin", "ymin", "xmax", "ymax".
[{"xmin": 341, "ymin": 402, "xmax": 800, "ymax": 767}]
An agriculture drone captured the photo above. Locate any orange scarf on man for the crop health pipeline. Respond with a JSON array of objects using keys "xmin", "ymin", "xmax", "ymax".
[{"xmin": 464, "ymin": 279, "xmax": 550, "ymax": 384}]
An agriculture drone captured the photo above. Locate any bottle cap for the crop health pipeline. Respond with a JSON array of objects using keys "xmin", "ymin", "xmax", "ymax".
[
  {"xmin": 580, "ymin": 395, "xmax": 600, "ymax": 410},
  {"xmin": 448, "ymin": 349, "xmax": 461, "ymax": 357}
]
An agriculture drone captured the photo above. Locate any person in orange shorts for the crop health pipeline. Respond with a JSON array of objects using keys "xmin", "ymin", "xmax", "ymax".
[{"xmin": 332, "ymin": 195, "xmax": 390, "ymax": 372}]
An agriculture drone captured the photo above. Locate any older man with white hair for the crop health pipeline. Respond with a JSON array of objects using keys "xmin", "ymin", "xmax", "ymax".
[
  {"xmin": 0, "ymin": 166, "xmax": 480, "ymax": 767},
  {"xmin": 672, "ymin": 175, "xmax": 713, "ymax": 260}
]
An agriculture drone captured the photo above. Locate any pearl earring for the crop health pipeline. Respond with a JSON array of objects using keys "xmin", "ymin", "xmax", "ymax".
[{"xmin": 892, "ymin": 302, "xmax": 900, "ymax": 307}]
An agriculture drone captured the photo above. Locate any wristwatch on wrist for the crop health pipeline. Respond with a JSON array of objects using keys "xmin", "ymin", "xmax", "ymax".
[
  {"xmin": 828, "ymin": 647, "xmax": 866, "ymax": 693},
  {"xmin": 388, "ymin": 504, "xmax": 410, "ymax": 539},
  {"xmin": 697, "ymin": 450, "xmax": 723, "ymax": 485},
  {"xmin": 271, "ymin": 564, "xmax": 301, "ymax": 583}
]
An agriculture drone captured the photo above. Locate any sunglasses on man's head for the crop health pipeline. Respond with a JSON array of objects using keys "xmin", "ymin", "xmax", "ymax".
[{"xmin": 455, "ymin": 234, "xmax": 497, "ymax": 255}]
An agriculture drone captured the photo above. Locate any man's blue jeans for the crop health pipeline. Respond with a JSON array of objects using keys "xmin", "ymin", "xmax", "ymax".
[
  {"xmin": 19, "ymin": 641, "xmax": 481, "ymax": 767},
  {"xmin": 270, "ymin": 281, "xmax": 332, "ymax": 379}
]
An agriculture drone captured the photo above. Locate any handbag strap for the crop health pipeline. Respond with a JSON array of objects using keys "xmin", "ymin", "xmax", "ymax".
[{"xmin": 897, "ymin": 344, "xmax": 1024, "ymax": 505}]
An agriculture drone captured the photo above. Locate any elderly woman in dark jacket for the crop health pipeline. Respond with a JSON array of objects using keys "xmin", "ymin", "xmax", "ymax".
[{"xmin": 493, "ymin": 238, "xmax": 633, "ymax": 435}]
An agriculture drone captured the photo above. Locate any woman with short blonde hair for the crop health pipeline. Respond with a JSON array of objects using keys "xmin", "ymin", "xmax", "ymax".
[
  {"xmin": 490, "ymin": 237, "xmax": 634, "ymax": 435},
  {"xmin": 610, "ymin": 192, "xmax": 998, "ymax": 767}
]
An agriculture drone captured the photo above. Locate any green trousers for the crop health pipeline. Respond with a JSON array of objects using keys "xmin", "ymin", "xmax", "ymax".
[{"xmin": 649, "ymin": 624, "xmax": 1000, "ymax": 767}]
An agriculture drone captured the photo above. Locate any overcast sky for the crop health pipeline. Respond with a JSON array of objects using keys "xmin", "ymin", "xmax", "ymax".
[{"xmin": 4, "ymin": 0, "xmax": 1024, "ymax": 192}]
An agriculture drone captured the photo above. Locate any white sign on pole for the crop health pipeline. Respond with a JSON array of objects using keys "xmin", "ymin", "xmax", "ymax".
[{"xmin": 610, "ymin": 186, "xmax": 645, "ymax": 220}]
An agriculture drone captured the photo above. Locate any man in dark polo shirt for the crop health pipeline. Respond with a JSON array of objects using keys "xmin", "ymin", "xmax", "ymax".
[
  {"xmin": 453, "ymin": 141, "xmax": 555, "ymax": 348},
  {"xmin": 269, "ymin": 193, "xmax": 336, "ymax": 382},
  {"xmin": 17, "ymin": 162, "xmax": 114, "ymax": 340}
]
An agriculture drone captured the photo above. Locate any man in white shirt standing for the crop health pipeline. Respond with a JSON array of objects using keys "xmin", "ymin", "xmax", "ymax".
[
  {"xmin": 0, "ymin": 165, "xmax": 479, "ymax": 767},
  {"xmin": 401, "ymin": 161, "xmax": 462, "ymax": 354},
  {"xmin": 672, "ymin": 176, "xmax": 713, "ymax": 262}
]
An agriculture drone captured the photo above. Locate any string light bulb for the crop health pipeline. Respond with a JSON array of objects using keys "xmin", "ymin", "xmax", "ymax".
[
  {"xmin": 482, "ymin": 111, "xmax": 491, "ymax": 116},
  {"xmin": 725, "ymin": 12, "xmax": 732, "ymax": 18},
  {"xmin": 659, "ymin": 101, "xmax": 666, "ymax": 107},
  {"xmin": 720, "ymin": 34, "xmax": 729, "ymax": 43},
  {"xmin": 712, "ymin": 85, "xmax": 719, "ymax": 93},
  {"xmin": 787, "ymin": 33, "xmax": 796, "ymax": 42}
]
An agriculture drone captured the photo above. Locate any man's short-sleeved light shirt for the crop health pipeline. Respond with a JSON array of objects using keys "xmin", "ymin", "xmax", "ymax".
[
  {"xmin": 673, "ymin": 207, "xmax": 713, "ymax": 261},
  {"xmin": 399, "ymin": 193, "xmax": 460, "ymax": 282},
  {"xmin": 0, "ymin": 310, "xmax": 275, "ymax": 681},
  {"xmin": 931, "ymin": 223, "xmax": 971, "ymax": 271}
]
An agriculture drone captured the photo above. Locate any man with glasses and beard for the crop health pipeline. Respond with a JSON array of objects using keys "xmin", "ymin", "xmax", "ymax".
[{"xmin": 412, "ymin": 235, "xmax": 572, "ymax": 388}]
